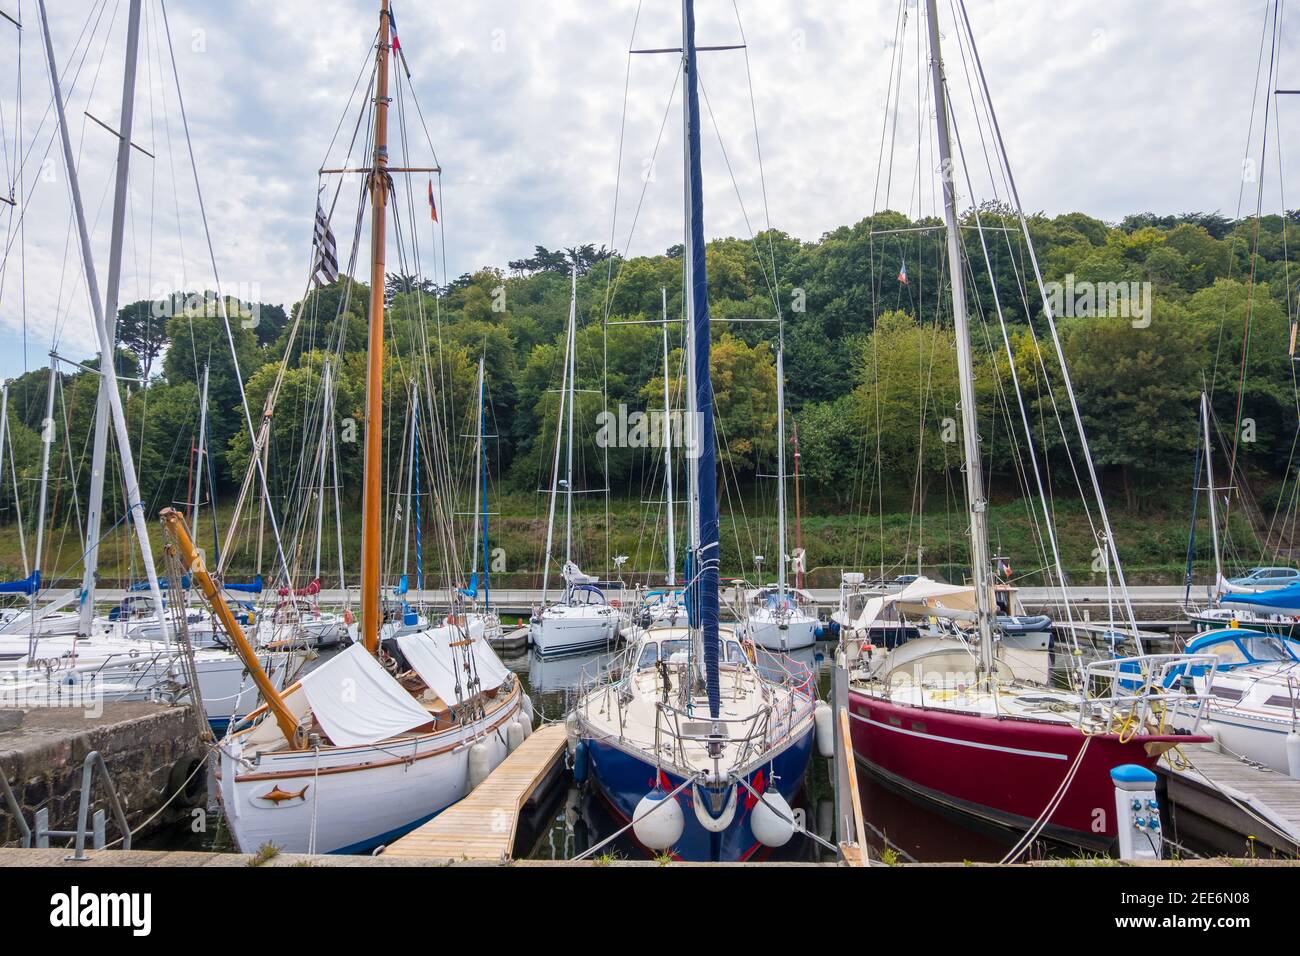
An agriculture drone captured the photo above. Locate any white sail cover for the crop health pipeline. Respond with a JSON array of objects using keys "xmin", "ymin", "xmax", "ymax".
[
  {"xmin": 468, "ymin": 633, "xmax": 511, "ymax": 691},
  {"xmin": 299, "ymin": 643, "xmax": 430, "ymax": 747},
  {"xmin": 562, "ymin": 561, "xmax": 597, "ymax": 585},
  {"xmin": 397, "ymin": 624, "xmax": 511, "ymax": 704},
  {"xmin": 396, "ymin": 629, "xmax": 463, "ymax": 703},
  {"xmin": 851, "ymin": 577, "xmax": 980, "ymax": 630}
]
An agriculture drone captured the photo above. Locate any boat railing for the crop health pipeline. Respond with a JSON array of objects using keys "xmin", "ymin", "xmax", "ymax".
[
  {"xmin": 1080, "ymin": 653, "xmax": 1219, "ymax": 734},
  {"xmin": 653, "ymin": 699, "xmax": 773, "ymax": 772}
]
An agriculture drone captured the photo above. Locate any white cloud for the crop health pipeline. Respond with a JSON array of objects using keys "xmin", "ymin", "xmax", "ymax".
[{"xmin": 0, "ymin": 0, "xmax": 1295, "ymax": 380}]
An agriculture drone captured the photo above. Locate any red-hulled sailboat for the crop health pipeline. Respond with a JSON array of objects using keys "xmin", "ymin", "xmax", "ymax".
[{"xmin": 843, "ymin": 1, "xmax": 1213, "ymax": 853}]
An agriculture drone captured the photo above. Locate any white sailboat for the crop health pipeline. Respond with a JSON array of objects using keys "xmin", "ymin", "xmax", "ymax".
[
  {"xmin": 746, "ymin": 347, "xmax": 817, "ymax": 651},
  {"xmin": 164, "ymin": 1, "xmax": 524, "ymax": 854},
  {"xmin": 529, "ymin": 266, "xmax": 619, "ymax": 656}
]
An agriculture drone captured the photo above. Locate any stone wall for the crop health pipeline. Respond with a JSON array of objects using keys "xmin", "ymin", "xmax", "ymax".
[{"xmin": 0, "ymin": 703, "xmax": 206, "ymax": 848}]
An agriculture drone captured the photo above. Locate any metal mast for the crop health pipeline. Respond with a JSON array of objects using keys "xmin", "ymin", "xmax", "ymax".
[
  {"xmin": 38, "ymin": 0, "xmax": 166, "ymax": 637},
  {"xmin": 360, "ymin": 0, "xmax": 393, "ymax": 653},
  {"xmin": 78, "ymin": 0, "xmax": 143, "ymax": 636},
  {"xmin": 662, "ymin": 288, "xmax": 676, "ymax": 587},
  {"xmin": 924, "ymin": 0, "xmax": 995, "ymax": 671}
]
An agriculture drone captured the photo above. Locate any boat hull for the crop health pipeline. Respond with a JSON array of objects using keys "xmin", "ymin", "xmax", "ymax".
[
  {"xmin": 581, "ymin": 723, "xmax": 815, "ymax": 862},
  {"xmin": 529, "ymin": 612, "xmax": 617, "ymax": 656},
  {"xmin": 219, "ymin": 685, "xmax": 524, "ymax": 854},
  {"xmin": 749, "ymin": 616, "xmax": 818, "ymax": 651},
  {"xmin": 846, "ymin": 687, "xmax": 1194, "ymax": 848}
]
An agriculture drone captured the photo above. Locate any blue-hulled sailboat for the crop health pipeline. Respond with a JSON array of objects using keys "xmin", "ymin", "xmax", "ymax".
[{"xmin": 573, "ymin": 0, "xmax": 817, "ymax": 862}]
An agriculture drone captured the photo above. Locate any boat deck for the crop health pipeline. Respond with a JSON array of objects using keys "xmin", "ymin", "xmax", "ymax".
[
  {"xmin": 384, "ymin": 723, "xmax": 567, "ymax": 861},
  {"xmin": 1159, "ymin": 745, "xmax": 1300, "ymax": 857}
]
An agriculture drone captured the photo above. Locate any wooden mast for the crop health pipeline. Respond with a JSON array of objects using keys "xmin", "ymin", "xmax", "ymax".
[{"xmin": 361, "ymin": 0, "xmax": 393, "ymax": 654}]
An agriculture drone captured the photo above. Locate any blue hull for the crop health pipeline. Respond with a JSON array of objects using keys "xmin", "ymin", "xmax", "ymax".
[{"xmin": 583, "ymin": 725, "xmax": 815, "ymax": 861}]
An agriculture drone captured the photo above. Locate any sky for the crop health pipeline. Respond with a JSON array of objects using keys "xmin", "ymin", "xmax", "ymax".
[{"xmin": 0, "ymin": 0, "xmax": 1296, "ymax": 381}]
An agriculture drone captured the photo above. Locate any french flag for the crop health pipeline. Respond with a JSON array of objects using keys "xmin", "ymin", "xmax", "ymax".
[{"xmin": 390, "ymin": 7, "xmax": 401, "ymax": 52}]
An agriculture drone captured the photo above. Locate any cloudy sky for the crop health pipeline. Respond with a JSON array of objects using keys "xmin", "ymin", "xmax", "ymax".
[{"xmin": 0, "ymin": 0, "xmax": 1295, "ymax": 380}]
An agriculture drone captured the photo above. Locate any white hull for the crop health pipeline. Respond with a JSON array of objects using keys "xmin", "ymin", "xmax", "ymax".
[
  {"xmin": 999, "ymin": 629, "xmax": 1052, "ymax": 652},
  {"xmin": 529, "ymin": 606, "xmax": 617, "ymax": 656},
  {"xmin": 218, "ymin": 684, "xmax": 524, "ymax": 854},
  {"xmin": 748, "ymin": 613, "xmax": 818, "ymax": 651},
  {"xmin": 0, "ymin": 635, "xmax": 301, "ymax": 726}
]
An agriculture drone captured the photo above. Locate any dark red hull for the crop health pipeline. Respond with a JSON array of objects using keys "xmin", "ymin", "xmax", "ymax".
[{"xmin": 847, "ymin": 687, "xmax": 1204, "ymax": 848}]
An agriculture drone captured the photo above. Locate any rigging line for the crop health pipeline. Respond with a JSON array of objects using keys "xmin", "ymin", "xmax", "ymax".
[
  {"xmin": 603, "ymin": 64, "xmax": 682, "ymax": 315},
  {"xmin": 729, "ymin": 0, "xmax": 783, "ymax": 323},
  {"xmin": 694, "ymin": 70, "xmax": 780, "ymax": 319},
  {"xmin": 956, "ymin": 0, "xmax": 1144, "ymax": 644},
  {"xmin": 158, "ymin": 0, "xmax": 292, "ymax": 583},
  {"xmin": 872, "ymin": 0, "xmax": 908, "ymax": 217},
  {"xmin": 1210, "ymin": 0, "xmax": 1277, "ymax": 408},
  {"xmin": 599, "ymin": 0, "xmax": 643, "ymax": 331},
  {"xmin": 1228, "ymin": 0, "xmax": 1283, "ymax": 517},
  {"xmin": 48, "ymin": 0, "xmax": 122, "ymax": 353},
  {"xmin": 950, "ymin": 95, "xmax": 1078, "ymax": 653}
]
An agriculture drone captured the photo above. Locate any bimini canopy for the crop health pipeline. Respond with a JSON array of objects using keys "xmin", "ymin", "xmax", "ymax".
[{"xmin": 299, "ymin": 643, "xmax": 430, "ymax": 747}]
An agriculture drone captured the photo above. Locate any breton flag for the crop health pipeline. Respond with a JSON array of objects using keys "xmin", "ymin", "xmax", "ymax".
[
  {"xmin": 428, "ymin": 180, "xmax": 438, "ymax": 223},
  {"xmin": 897, "ymin": 258, "xmax": 908, "ymax": 285},
  {"xmin": 312, "ymin": 201, "xmax": 339, "ymax": 287}
]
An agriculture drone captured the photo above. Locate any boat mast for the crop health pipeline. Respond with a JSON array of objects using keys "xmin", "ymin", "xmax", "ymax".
[
  {"xmin": 924, "ymin": 0, "xmax": 995, "ymax": 672},
  {"xmin": 775, "ymin": 345, "xmax": 787, "ymax": 598},
  {"xmin": 539, "ymin": 298, "xmax": 570, "ymax": 601},
  {"xmin": 360, "ymin": 0, "xmax": 393, "ymax": 653},
  {"xmin": 78, "ymin": 0, "xmax": 142, "ymax": 637},
  {"xmin": 792, "ymin": 420, "xmax": 803, "ymax": 591},
  {"xmin": 681, "ymin": 0, "xmax": 721, "ymax": 724},
  {"xmin": 564, "ymin": 263, "xmax": 578, "ymax": 570},
  {"xmin": 38, "ymin": 0, "xmax": 166, "ymax": 637},
  {"xmin": 1201, "ymin": 391, "xmax": 1224, "ymax": 591},
  {"xmin": 313, "ymin": 361, "xmax": 333, "ymax": 582},
  {"xmin": 471, "ymin": 355, "xmax": 491, "ymax": 607},
  {"xmin": 662, "ymin": 287, "xmax": 676, "ymax": 587},
  {"xmin": 34, "ymin": 358, "xmax": 57, "ymax": 586},
  {"xmin": 402, "ymin": 381, "xmax": 418, "ymax": 581},
  {"xmin": 192, "ymin": 363, "xmax": 210, "ymax": 542}
]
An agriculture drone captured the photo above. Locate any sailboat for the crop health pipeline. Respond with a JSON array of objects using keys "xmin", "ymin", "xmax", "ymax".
[
  {"xmin": 844, "ymin": 0, "xmax": 1213, "ymax": 851},
  {"xmin": 745, "ymin": 345, "xmax": 817, "ymax": 651},
  {"xmin": 529, "ymin": 266, "xmax": 619, "ymax": 656},
  {"xmin": 159, "ymin": 0, "xmax": 525, "ymax": 854},
  {"xmin": 575, "ymin": 0, "xmax": 817, "ymax": 862}
]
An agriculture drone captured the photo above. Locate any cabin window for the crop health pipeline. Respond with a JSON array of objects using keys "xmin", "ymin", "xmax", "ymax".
[
  {"xmin": 1263, "ymin": 695, "xmax": 1299, "ymax": 710},
  {"xmin": 636, "ymin": 644, "xmax": 658, "ymax": 669},
  {"xmin": 1211, "ymin": 684, "xmax": 1244, "ymax": 701},
  {"xmin": 1207, "ymin": 643, "xmax": 1248, "ymax": 666},
  {"xmin": 1239, "ymin": 637, "xmax": 1297, "ymax": 662}
]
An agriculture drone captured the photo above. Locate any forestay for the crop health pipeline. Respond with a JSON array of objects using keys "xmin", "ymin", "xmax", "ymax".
[{"xmin": 300, "ymin": 643, "xmax": 430, "ymax": 746}]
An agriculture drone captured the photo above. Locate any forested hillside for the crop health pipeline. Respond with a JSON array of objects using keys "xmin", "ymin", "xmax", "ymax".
[{"xmin": 1, "ymin": 207, "xmax": 1295, "ymax": 583}]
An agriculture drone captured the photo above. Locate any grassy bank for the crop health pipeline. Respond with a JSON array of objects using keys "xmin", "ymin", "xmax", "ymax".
[{"xmin": 0, "ymin": 490, "xmax": 1261, "ymax": 590}]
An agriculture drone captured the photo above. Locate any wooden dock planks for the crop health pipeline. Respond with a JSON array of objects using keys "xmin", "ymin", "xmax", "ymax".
[
  {"xmin": 385, "ymin": 722, "xmax": 567, "ymax": 861},
  {"xmin": 1159, "ymin": 746, "xmax": 1300, "ymax": 857}
]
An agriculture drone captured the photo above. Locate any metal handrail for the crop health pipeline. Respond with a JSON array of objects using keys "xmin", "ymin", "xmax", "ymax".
[
  {"xmin": 38, "ymin": 750, "xmax": 132, "ymax": 860},
  {"xmin": 0, "ymin": 770, "xmax": 32, "ymax": 848},
  {"xmin": 1081, "ymin": 653, "xmax": 1220, "ymax": 733}
]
